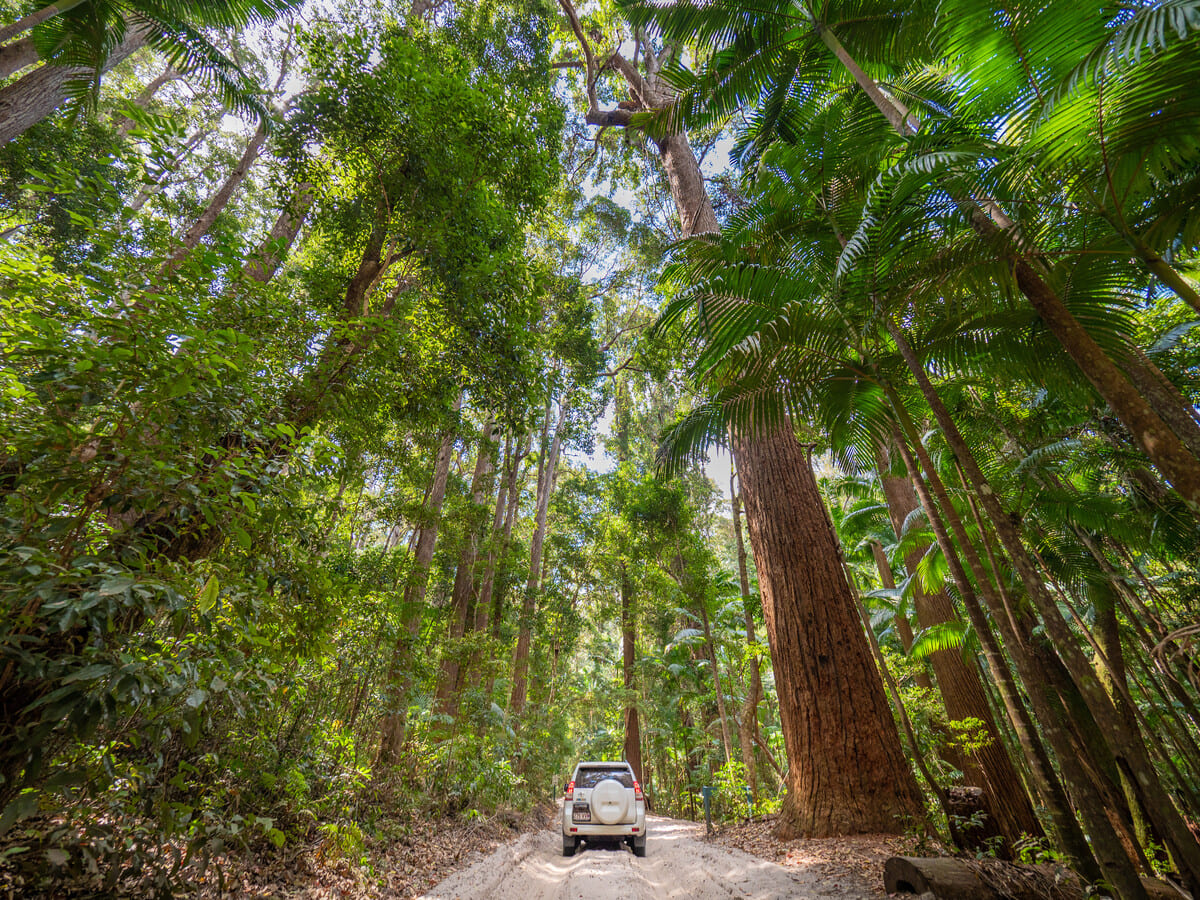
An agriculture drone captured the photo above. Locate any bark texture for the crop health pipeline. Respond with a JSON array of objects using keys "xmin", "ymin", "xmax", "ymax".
[
  {"xmin": 732, "ymin": 427, "xmax": 923, "ymax": 837},
  {"xmin": 0, "ymin": 38, "xmax": 38, "ymax": 80},
  {"xmin": 0, "ymin": 29, "xmax": 146, "ymax": 144}
]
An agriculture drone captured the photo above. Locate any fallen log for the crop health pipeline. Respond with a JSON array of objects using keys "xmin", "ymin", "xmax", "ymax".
[{"xmin": 884, "ymin": 856, "xmax": 1182, "ymax": 900}]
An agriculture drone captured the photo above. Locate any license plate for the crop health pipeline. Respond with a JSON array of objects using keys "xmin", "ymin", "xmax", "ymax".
[{"xmin": 572, "ymin": 806, "xmax": 591, "ymax": 822}]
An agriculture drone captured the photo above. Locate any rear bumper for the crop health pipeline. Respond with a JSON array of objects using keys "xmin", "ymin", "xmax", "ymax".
[{"xmin": 560, "ymin": 802, "xmax": 646, "ymax": 838}]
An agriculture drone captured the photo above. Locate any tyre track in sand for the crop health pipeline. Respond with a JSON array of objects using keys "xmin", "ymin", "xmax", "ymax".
[{"xmin": 419, "ymin": 815, "xmax": 881, "ymax": 899}]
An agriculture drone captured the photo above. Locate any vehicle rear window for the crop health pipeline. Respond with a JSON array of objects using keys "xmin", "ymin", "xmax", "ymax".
[{"xmin": 575, "ymin": 766, "xmax": 633, "ymax": 788}]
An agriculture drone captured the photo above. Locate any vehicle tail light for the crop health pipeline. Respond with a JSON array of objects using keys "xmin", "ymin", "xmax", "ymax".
[
  {"xmin": 565, "ymin": 780, "xmax": 575, "ymax": 800},
  {"xmin": 633, "ymin": 780, "xmax": 643, "ymax": 801}
]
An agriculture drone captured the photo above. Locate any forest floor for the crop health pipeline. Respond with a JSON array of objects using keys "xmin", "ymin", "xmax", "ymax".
[
  {"xmin": 0, "ymin": 804, "xmax": 558, "ymax": 899},
  {"xmin": 190, "ymin": 804, "xmax": 560, "ymax": 899},
  {"xmin": 710, "ymin": 817, "xmax": 945, "ymax": 898},
  {"xmin": 2, "ymin": 807, "xmax": 936, "ymax": 897},
  {"xmin": 419, "ymin": 813, "xmax": 931, "ymax": 899}
]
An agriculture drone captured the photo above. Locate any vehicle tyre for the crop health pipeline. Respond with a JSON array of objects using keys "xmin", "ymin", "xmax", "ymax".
[
  {"xmin": 562, "ymin": 836, "xmax": 577, "ymax": 857},
  {"xmin": 632, "ymin": 836, "xmax": 646, "ymax": 858}
]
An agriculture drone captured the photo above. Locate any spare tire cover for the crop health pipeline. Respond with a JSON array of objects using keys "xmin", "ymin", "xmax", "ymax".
[{"xmin": 591, "ymin": 778, "xmax": 630, "ymax": 824}]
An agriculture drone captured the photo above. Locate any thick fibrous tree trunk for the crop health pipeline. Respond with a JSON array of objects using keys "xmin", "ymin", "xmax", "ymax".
[
  {"xmin": 658, "ymin": 108, "xmax": 921, "ymax": 838},
  {"xmin": 621, "ymin": 565, "xmax": 643, "ymax": 782},
  {"xmin": 876, "ymin": 456, "xmax": 1042, "ymax": 843},
  {"xmin": 733, "ymin": 427, "xmax": 924, "ymax": 837},
  {"xmin": 508, "ymin": 398, "xmax": 567, "ymax": 716},
  {"xmin": 0, "ymin": 38, "xmax": 38, "ymax": 80},
  {"xmin": 0, "ymin": 29, "xmax": 146, "ymax": 144},
  {"xmin": 435, "ymin": 419, "xmax": 498, "ymax": 717}
]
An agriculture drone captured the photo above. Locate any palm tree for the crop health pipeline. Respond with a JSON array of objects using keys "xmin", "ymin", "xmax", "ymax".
[
  {"xmin": 645, "ymin": 55, "xmax": 1200, "ymax": 881},
  {"xmin": 555, "ymin": 0, "xmax": 927, "ymax": 839},
  {"xmin": 624, "ymin": 0, "xmax": 1200, "ymax": 510},
  {"xmin": 0, "ymin": 0, "xmax": 301, "ymax": 143}
]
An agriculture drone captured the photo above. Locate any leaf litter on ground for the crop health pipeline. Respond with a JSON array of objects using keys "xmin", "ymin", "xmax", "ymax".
[{"xmin": 707, "ymin": 815, "xmax": 950, "ymax": 899}]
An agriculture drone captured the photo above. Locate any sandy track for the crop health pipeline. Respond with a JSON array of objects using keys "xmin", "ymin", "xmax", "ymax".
[{"xmin": 419, "ymin": 815, "xmax": 879, "ymax": 899}]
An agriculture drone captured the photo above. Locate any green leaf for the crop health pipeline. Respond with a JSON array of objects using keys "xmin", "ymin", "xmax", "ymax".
[
  {"xmin": 0, "ymin": 791, "xmax": 39, "ymax": 834},
  {"xmin": 97, "ymin": 577, "xmax": 136, "ymax": 596},
  {"xmin": 909, "ymin": 622, "xmax": 973, "ymax": 662},
  {"xmin": 197, "ymin": 575, "xmax": 219, "ymax": 614},
  {"xmin": 232, "ymin": 527, "xmax": 251, "ymax": 551},
  {"xmin": 60, "ymin": 664, "xmax": 113, "ymax": 684}
]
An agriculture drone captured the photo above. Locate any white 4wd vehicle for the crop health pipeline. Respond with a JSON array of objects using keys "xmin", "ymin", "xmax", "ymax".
[{"xmin": 561, "ymin": 760, "xmax": 647, "ymax": 857}]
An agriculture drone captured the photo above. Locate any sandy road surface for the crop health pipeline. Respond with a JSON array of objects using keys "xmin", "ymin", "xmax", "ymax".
[{"xmin": 419, "ymin": 815, "xmax": 880, "ymax": 899}]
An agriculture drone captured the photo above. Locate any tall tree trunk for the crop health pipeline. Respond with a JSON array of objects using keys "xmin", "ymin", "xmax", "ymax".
[
  {"xmin": 0, "ymin": 0, "xmax": 88, "ymax": 47},
  {"xmin": 885, "ymin": 419, "xmax": 1106, "ymax": 884},
  {"xmin": 883, "ymin": 381, "xmax": 1145, "ymax": 897},
  {"xmin": 377, "ymin": 400, "xmax": 461, "ymax": 763},
  {"xmin": 240, "ymin": 183, "xmax": 313, "ymax": 283},
  {"xmin": 0, "ymin": 38, "xmax": 38, "ymax": 80},
  {"xmin": 658, "ymin": 111, "xmax": 923, "ymax": 837},
  {"xmin": 875, "ymin": 450, "xmax": 1043, "ymax": 843},
  {"xmin": 483, "ymin": 433, "xmax": 528, "ymax": 699},
  {"xmin": 888, "ymin": 320, "xmax": 1200, "ymax": 894},
  {"xmin": 732, "ymin": 427, "xmax": 924, "ymax": 837},
  {"xmin": 435, "ymin": 419, "xmax": 498, "ymax": 718},
  {"xmin": 467, "ymin": 431, "xmax": 514, "ymax": 691},
  {"xmin": 559, "ymin": 13, "xmax": 922, "ymax": 836},
  {"xmin": 161, "ymin": 123, "xmax": 269, "ymax": 272},
  {"xmin": 851, "ymin": 577, "xmax": 951, "ymax": 830},
  {"xmin": 0, "ymin": 28, "xmax": 146, "ymax": 144},
  {"xmin": 697, "ymin": 595, "xmax": 733, "ymax": 769},
  {"xmin": 508, "ymin": 397, "xmax": 568, "ymax": 716},
  {"xmin": 114, "ymin": 64, "xmax": 178, "ymax": 135},
  {"xmin": 621, "ymin": 565, "xmax": 644, "ymax": 782},
  {"xmin": 730, "ymin": 473, "xmax": 766, "ymax": 803}
]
